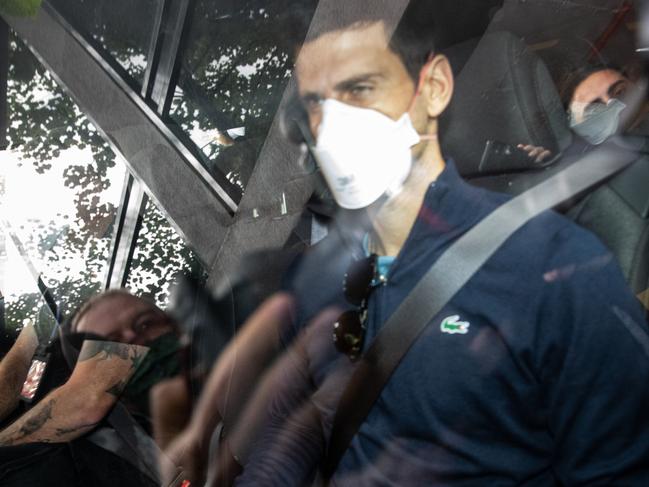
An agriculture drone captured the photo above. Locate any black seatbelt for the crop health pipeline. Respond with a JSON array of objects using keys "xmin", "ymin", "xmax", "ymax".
[
  {"xmin": 58, "ymin": 330, "xmax": 186, "ymax": 487},
  {"xmin": 321, "ymin": 142, "xmax": 639, "ymax": 480},
  {"xmin": 104, "ymin": 402, "xmax": 184, "ymax": 486}
]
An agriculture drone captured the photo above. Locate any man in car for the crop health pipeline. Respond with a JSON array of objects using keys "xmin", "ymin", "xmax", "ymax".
[
  {"xmin": 0, "ymin": 290, "xmax": 182, "ymax": 486},
  {"xmin": 169, "ymin": 2, "xmax": 649, "ymax": 485}
]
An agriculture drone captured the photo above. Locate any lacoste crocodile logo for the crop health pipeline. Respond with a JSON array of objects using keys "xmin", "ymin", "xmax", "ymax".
[{"xmin": 440, "ymin": 315, "xmax": 470, "ymax": 335}]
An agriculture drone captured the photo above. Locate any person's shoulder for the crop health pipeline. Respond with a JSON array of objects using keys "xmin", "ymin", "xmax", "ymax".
[
  {"xmin": 536, "ymin": 209, "xmax": 612, "ymax": 268},
  {"xmin": 461, "ymin": 175, "xmax": 606, "ymax": 257},
  {"xmin": 529, "ymin": 209, "xmax": 637, "ymax": 313},
  {"xmin": 465, "ymin": 180, "xmax": 602, "ymax": 258},
  {"xmin": 480, "ymin": 192, "xmax": 622, "ymax": 298},
  {"xmin": 457, "ymin": 176, "xmax": 511, "ymax": 217}
]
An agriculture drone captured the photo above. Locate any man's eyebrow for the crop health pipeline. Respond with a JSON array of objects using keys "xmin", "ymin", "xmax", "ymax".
[
  {"xmin": 333, "ymin": 72, "xmax": 384, "ymax": 92},
  {"xmin": 300, "ymin": 72, "xmax": 385, "ymax": 105}
]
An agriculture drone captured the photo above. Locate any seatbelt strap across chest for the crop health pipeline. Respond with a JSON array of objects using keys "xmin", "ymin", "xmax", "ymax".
[
  {"xmin": 321, "ymin": 143, "xmax": 639, "ymax": 480},
  {"xmin": 58, "ymin": 331, "xmax": 185, "ymax": 486}
]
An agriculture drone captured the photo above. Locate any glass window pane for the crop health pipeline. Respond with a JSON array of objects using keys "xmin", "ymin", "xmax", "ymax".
[
  {"xmin": 48, "ymin": 0, "xmax": 160, "ymax": 86},
  {"xmin": 169, "ymin": 0, "xmax": 318, "ymax": 195},
  {"xmin": 0, "ymin": 236, "xmax": 57, "ymax": 342},
  {"xmin": 2, "ymin": 32, "xmax": 126, "ymax": 320},
  {"xmin": 125, "ymin": 198, "xmax": 207, "ymax": 308}
]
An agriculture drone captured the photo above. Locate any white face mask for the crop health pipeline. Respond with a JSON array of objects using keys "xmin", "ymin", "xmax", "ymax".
[{"xmin": 311, "ymin": 99, "xmax": 421, "ymax": 210}]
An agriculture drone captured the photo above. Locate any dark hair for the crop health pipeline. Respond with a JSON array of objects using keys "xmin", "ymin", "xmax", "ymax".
[
  {"xmin": 289, "ymin": 0, "xmax": 437, "ymax": 81},
  {"xmin": 558, "ymin": 62, "xmax": 626, "ymax": 109},
  {"xmin": 281, "ymin": 1, "xmax": 437, "ymax": 145}
]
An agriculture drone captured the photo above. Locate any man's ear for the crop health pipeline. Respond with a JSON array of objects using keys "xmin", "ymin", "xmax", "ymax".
[{"xmin": 422, "ymin": 54, "xmax": 454, "ymax": 118}]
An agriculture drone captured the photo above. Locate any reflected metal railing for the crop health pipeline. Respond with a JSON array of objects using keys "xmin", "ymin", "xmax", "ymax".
[{"xmin": 40, "ymin": 0, "xmax": 240, "ymax": 213}]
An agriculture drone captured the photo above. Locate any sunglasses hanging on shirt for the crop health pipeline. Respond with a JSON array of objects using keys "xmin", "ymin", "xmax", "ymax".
[{"xmin": 333, "ymin": 254, "xmax": 378, "ymax": 361}]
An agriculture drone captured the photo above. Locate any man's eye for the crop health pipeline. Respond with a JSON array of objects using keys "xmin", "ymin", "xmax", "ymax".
[{"xmin": 350, "ymin": 85, "xmax": 373, "ymax": 98}]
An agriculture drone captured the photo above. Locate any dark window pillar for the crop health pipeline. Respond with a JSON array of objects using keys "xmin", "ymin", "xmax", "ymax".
[{"xmin": 0, "ymin": 18, "xmax": 8, "ymax": 150}]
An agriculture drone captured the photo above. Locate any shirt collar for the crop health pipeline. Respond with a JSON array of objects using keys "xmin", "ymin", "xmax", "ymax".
[
  {"xmin": 360, "ymin": 159, "xmax": 483, "ymax": 284},
  {"xmin": 378, "ymin": 159, "xmax": 498, "ymax": 287},
  {"xmin": 411, "ymin": 158, "xmax": 492, "ymax": 239}
]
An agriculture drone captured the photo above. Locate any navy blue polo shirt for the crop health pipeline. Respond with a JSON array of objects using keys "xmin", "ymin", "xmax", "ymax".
[{"xmin": 238, "ymin": 161, "xmax": 649, "ymax": 486}]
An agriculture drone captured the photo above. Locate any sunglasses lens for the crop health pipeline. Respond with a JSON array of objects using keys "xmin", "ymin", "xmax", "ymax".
[
  {"xmin": 333, "ymin": 310, "xmax": 365, "ymax": 359},
  {"xmin": 344, "ymin": 255, "xmax": 376, "ymax": 306}
]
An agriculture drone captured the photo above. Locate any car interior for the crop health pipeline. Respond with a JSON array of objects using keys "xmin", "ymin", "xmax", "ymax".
[
  {"xmin": 1, "ymin": 0, "xmax": 649, "ymax": 484},
  {"xmin": 439, "ymin": 0, "xmax": 649, "ymax": 302}
]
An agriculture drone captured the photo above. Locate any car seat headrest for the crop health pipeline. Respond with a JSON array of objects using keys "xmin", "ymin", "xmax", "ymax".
[{"xmin": 441, "ymin": 31, "xmax": 572, "ymax": 177}]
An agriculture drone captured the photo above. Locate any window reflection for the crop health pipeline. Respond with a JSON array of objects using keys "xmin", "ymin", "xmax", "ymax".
[
  {"xmin": 2, "ymin": 32, "xmax": 125, "ymax": 321},
  {"xmin": 125, "ymin": 198, "xmax": 207, "ymax": 308},
  {"xmin": 0, "ymin": 238, "xmax": 58, "ymax": 342},
  {"xmin": 169, "ymin": 0, "xmax": 318, "ymax": 194},
  {"xmin": 49, "ymin": 0, "xmax": 159, "ymax": 86}
]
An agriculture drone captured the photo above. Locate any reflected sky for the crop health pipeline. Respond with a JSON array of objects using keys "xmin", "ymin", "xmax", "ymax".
[{"xmin": 0, "ymin": 148, "xmax": 124, "ymax": 297}]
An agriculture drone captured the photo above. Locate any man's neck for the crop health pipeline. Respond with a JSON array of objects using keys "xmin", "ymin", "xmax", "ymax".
[{"xmin": 368, "ymin": 142, "xmax": 445, "ymax": 257}]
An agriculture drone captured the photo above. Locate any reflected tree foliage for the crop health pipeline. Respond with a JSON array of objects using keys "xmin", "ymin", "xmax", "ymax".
[
  {"xmin": 4, "ymin": 292, "xmax": 40, "ymax": 332},
  {"xmin": 126, "ymin": 200, "xmax": 207, "ymax": 308},
  {"xmin": 2, "ymin": 33, "xmax": 196, "ymax": 334},
  {"xmin": 4, "ymin": 33, "xmax": 118, "ymax": 331},
  {"xmin": 48, "ymin": 0, "xmax": 157, "ymax": 83},
  {"xmin": 8, "ymin": 37, "xmax": 115, "ymax": 173},
  {"xmin": 3, "ymin": 0, "xmax": 317, "ymax": 334},
  {"xmin": 170, "ymin": 0, "xmax": 317, "ymax": 192}
]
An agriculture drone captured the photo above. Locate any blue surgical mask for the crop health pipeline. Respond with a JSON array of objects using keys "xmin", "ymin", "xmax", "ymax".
[{"xmin": 569, "ymin": 98, "xmax": 627, "ymax": 145}]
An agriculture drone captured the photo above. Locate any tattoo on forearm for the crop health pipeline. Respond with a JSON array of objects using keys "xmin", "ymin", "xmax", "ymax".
[
  {"xmin": 18, "ymin": 399, "xmax": 54, "ymax": 436},
  {"xmin": 0, "ymin": 398, "xmax": 55, "ymax": 446},
  {"xmin": 55, "ymin": 421, "xmax": 99, "ymax": 437},
  {"xmin": 130, "ymin": 350, "xmax": 146, "ymax": 370},
  {"xmin": 78, "ymin": 341, "xmax": 132, "ymax": 362}
]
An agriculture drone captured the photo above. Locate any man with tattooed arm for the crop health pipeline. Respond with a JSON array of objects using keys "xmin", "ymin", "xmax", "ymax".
[{"xmin": 0, "ymin": 290, "xmax": 182, "ymax": 486}]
